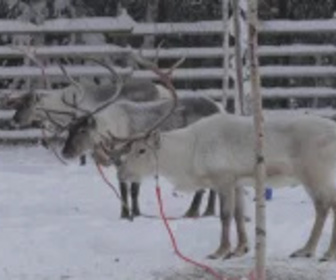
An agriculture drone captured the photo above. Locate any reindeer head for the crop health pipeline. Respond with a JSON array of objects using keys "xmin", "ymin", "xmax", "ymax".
[
  {"xmin": 117, "ymin": 132, "xmax": 161, "ymax": 182},
  {"xmin": 61, "ymin": 115, "xmax": 98, "ymax": 159}
]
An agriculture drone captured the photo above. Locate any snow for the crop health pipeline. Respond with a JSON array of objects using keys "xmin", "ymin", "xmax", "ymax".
[
  {"xmin": 2, "ymin": 17, "xmax": 336, "ymax": 36},
  {"xmin": 261, "ymin": 19, "xmax": 336, "ymax": 34},
  {"xmin": 0, "ymin": 146, "xmax": 336, "ymax": 279},
  {"xmin": 134, "ymin": 19, "xmax": 336, "ymax": 35},
  {"xmin": 0, "ymin": 14, "xmax": 134, "ymax": 34}
]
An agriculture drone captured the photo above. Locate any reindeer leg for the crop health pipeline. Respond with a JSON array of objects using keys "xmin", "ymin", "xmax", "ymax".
[
  {"xmin": 183, "ymin": 190, "xmax": 204, "ymax": 218},
  {"xmin": 130, "ymin": 182, "xmax": 141, "ymax": 217},
  {"xmin": 79, "ymin": 155, "xmax": 86, "ymax": 166},
  {"xmin": 202, "ymin": 190, "xmax": 216, "ymax": 216},
  {"xmin": 231, "ymin": 185, "xmax": 249, "ymax": 257},
  {"xmin": 320, "ymin": 205, "xmax": 336, "ymax": 261},
  {"xmin": 208, "ymin": 187, "xmax": 235, "ymax": 260},
  {"xmin": 291, "ymin": 198, "xmax": 329, "ymax": 258},
  {"xmin": 119, "ymin": 182, "xmax": 130, "ymax": 219}
]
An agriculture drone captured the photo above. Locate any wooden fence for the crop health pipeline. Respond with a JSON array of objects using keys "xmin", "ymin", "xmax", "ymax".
[{"xmin": 0, "ymin": 13, "xmax": 335, "ymax": 143}]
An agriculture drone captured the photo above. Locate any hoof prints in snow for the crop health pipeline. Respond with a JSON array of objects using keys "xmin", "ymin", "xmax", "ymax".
[{"xmin": 156, "ymin": 259, "xmax": 334, "ymax": 280}]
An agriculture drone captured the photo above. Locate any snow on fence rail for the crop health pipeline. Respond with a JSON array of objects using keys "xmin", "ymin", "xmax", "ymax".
[
  {"xmin": 1, "ymin": 65, "xmax": 336, "ymax": 80},
  {"xmin": 2, "ymin": 87, "xmax": 336, "ymax": 104},
  {"xmin": 2, "ymin": 16, "xmax": 336, "ymax": 35},
  {"xmin": 0, "ymin": 44, "xmax": 335, "ymax": 59}
]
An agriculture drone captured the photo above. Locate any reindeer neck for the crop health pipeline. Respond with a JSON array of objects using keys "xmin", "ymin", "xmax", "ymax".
[{"xmin": 156, "ymin": 129, "xmax": 195, "ymax": 187}]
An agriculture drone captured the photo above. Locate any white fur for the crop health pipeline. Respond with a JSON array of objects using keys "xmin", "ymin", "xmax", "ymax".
[
  {"xmin": 119, "ymin": 112, "xmax": 336, "ymax": 260},
  {"xmin": 154, "ymin": 84, "xmax": 171, "ymax": 99}
]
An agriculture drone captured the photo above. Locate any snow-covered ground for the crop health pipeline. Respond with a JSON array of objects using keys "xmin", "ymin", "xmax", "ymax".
[{"xmin": 0, "ymin": 146, "xmax": 336, "ymax": 280}]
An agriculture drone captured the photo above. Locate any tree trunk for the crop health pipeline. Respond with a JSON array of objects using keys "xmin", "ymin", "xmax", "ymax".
[
  {"xmin": 233, "ymin": 0, "xmax": 245, "ymax": 115},
  {"xmin": 143, "ymin": 0, "xmax": 159, "ymax": 49},
  {"xmin": 221, "ymin": 0, "xmax": 230, "ymax": 111},
  {"xmin": 248, "ymin": 0, "xmax": 267, "ymax": 279}
]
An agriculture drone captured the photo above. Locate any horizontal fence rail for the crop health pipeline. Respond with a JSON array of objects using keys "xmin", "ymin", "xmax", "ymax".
[
  {"xmin": 3, "ymin": 87, "xmax": 336, "ymax": 101},
  {"xmin": 0, "ymin": 44, "xmax": 334, "ymax": 59},
  {"xmin": 2, "ymin": 16, "xmax": 336, "ymax": 35},
  {"xmin": 0, "ymin": 65, "xmax": 336, "ymax": 80}
]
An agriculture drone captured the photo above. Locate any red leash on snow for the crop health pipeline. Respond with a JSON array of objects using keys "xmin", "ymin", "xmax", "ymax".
[
  {"xmin": 155, "ymin": 184, "xmax": 226, "ymax": 280},
  {"xmin": 97, "ymin": 163, "xmax": 254, "ymax": 280},
  {"xmin": 156, "ymin": 183, "xmax": 256, "ymax": 280}
]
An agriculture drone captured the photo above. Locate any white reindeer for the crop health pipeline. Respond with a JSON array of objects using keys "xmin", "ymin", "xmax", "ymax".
[
  {"xmin": 61, "ymin": 96, "xmax": 222, "ymax": 219},
  {"xmin": 116, "ymin": 111, "xmax": 336, "ymax": 261}
]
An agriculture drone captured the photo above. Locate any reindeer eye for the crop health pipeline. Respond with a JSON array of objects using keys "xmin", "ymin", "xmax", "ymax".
[{"xmin": 138, "ymin": 148, "xmax": 146, "ymax": 154}]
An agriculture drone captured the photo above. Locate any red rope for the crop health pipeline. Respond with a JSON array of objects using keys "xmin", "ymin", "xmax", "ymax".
[
  {"xmin": 96, "ymin": 163, "xmax": 184, "ymax": 220},
  {"xmin": 96, "ymin": 162, "xmax": 123, "ymax": 201},
  {"xmin": 96, "ymin": 164, "xmax": 255, "ymax": 280},
  {"xmin": 155, "ymin": 185, "xmax": 226, "ymax": 280},
  {"xmin": 156, "ymin": 185, "xmax": 256, "ymax": 280}
]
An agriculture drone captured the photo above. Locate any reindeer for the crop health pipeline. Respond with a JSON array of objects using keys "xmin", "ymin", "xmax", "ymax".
[
  {"xmin": 10, "ymin": 75, "xmax": 169, "ymax": 130},
  {"xmin": 61, "ymin": 95, "xmax": 222, "ymax": 219},
  {"xmin": 114, "ymin": 110, "xmax": 336, "ymax": 261},
  {"xmin": 8, "ymin": 59, "xmax": 171, "ymax": 166},
  {"xmin": 9, "ymin": 55, "xmax": 217, "ymax": 220},
  {"xmin": 60, "ymin": 53, "xmax": 252, "ymax": 259}
]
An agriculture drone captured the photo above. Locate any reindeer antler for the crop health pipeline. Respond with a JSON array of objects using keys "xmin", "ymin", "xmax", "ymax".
[
  {"xmin": 99, "ymin": 52, "xmax": 182, "ymax": 146},
  {"xmin": 56, "ymin": 61, "xmax": 91, "ymax": 114},
  {"xmin": 94, "ymin": 53, "xmax": 183, "ymax": 161},
  {"xmin": 135, "ymin": 52, "xmax": 178, "ymax": 128},
  {"xmin": 85, "ymin": 57, "xmax": 126, "ymax": 115},
  {"xmin": 11, "ymin": 45, "xmax": 49, "ymax": 89},
  {"xmin": 86, "ymin": 57, "xmax": 124, "ymax": 91},
  {"xmin": 37, "ymin": 108, "xmax": 76, "ymax": 129}
]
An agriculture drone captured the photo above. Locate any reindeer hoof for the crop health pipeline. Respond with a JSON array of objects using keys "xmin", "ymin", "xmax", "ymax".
[
  {"xmin": 207, "ymin": 252, "xmax": 231, "ymax": 260},
  {"xmin": 207, "ymin": 247, "xmax": 231, "ymax": 260},
  {"xmin": 231, "ymin": 245, "xmax": 249, "ymax": 258},
  {"xmin": 290, "ymin": 253, "xmax": 312, "ymax": 258},
  {"xmin": 183, "ymin": 211, "xmax": 200, "ymax": 218},
  {"xmin": 120, "ymin": 211, "xmax": 133, "ymax": 221},
  {"xmin": 202, "ymin": 209, "xmax": 215, "ymax": 217},
  {"xmin": 207, "ymin": 253, "xmax": 220, "ymax": 260},
  {"xmin": 319, "ymin": 251, "xmax": 336, "ymax": 262},
  {"xmin": 223, "ymin": 252, "xmax": 234, "ymax": 260},
  {"xmin": 132, "ymin": 209, "xmax": 141, "ymax": 217},
  {"xmin": 290, "ymin": 249, "xmax": 313, "ymax": 258}
]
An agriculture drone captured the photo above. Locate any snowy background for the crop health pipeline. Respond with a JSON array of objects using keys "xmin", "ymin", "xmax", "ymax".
[
  {"xmin": 0, "ymin": 146, "xmax": 336, "ymax": 280},
  {"xmin": 0, "ymin": 0, "xmax": 335, "ymax": 279}
]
